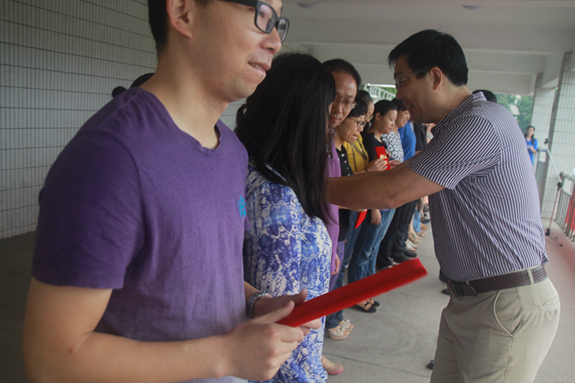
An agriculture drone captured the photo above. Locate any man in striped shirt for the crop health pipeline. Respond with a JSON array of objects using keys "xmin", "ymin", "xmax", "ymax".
[{"xmin": 327, "ymin": 29, "xmax": 560, "ymax": 383}]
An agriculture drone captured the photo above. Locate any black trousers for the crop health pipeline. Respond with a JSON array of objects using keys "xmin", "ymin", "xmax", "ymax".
[{"xmin": 376, "ymin": 199, "xmax": 417, "ymax": 267}]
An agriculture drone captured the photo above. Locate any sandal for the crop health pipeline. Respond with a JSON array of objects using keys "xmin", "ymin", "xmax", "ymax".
[
  {"xmin": 368, "ymin": 299, "xmax": 380, "ymax": 307},
  {"xmin": 405, "ymin": 241, "xmax": 417, "ymax": 252},
  {"xmin": 322, "ymin": 356, "xmax": 344, "ymax": 375},
  {"xmin": 408, "ymin": 232, "xmax": 421, "ymax": 243},
  {"xmin": 355, "ymin": 300, "xmax": 376, "ymax": 313},
  {"xmin": 327, "ymin": 325, "xmax": 349, "ymax": 340},
  {"xmin": 417, "ymin": 231, "xmax": 427, "ymax": 238},
  {"xmin": 339, "ymin": 319, "xmax": 354, "ymax": 331}
]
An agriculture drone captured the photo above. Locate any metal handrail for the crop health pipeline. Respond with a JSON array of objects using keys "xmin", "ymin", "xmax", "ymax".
[
  {"xmin": 555, "ymin": 172, "xmax": 575, "ymax": 241},
  {"xmin": 560, "ymin": 172, "xmax": 575, "ymax": 183},
  {"xmin": 360, "ymin": 84, "xmax": 396, "ymax": 102}
]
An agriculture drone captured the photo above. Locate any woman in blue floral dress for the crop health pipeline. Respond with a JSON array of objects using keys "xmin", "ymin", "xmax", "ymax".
[{"xmin": 235, "ymin": 53, "xmax": 336, "ymax": 383}]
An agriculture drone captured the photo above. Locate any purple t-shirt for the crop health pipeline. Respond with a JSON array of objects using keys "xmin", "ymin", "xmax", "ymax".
[
  {"xmin": 33, "ymin": 88, "xmax": 248, "ymax": 382},
  {"xmin": 324, "ymin": 141, "xmax": 341, "ymax": 274}
]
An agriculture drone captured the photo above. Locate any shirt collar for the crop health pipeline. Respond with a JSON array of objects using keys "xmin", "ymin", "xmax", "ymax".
[{"xmin": 431, "ymin": 92, "xmax": 486, "ymax": 136}]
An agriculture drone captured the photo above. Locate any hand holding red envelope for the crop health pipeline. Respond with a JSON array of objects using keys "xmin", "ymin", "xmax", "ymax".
[
  {"xmin": 277, "ymin": 258, "xmax": 428, "ymax": 327},
  {"xmin": 375, "ymin": 147, "xmax": 392, "ymax": 171},
  {"xmin": 353, "ymin": 147, "xmax": 392, "ymax": 229}
]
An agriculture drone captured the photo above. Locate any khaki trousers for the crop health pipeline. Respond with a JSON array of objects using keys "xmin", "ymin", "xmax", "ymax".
[{"xmin": 431, "ymin": 277, "xmax": 560, "ymax": 383}]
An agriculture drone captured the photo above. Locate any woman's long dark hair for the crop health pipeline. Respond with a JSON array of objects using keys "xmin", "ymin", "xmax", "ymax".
[
  {"xmin": 345, "ymin": 93, "xmax": 368, "ymax": 119},
  {"xmin": 373, "ymin": 100, "xmax": 398, "ymax": 121},
  {"xmin": 235, "ymin": 53, "xmax": 335, "ymax": 223},
  {"xmin": 525, "ymin": 125, "xmax": 535, "ymax": 141}
]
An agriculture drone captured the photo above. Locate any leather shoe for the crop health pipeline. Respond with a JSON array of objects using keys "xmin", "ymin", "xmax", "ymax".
[
  {"xmin": 377, "ymin": 258, "xmax": 393, "ymax": 270},
  {"xmin": 369, "ymin": 299, "xmax": 380, "ymax": 307},
  {"xmin": 403, "ymin": 249, "xmax": 417, "ymax": 258},
  {"xmin": 392, "ymin": 254, "xmax": 411, "ymax": 264}
]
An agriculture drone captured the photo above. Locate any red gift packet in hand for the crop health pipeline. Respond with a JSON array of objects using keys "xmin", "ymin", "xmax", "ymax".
[
  {"xmin": 375, "ymin": 147, "xmax": 392, "ymax": 171},
  {"xmin": 354, "ymin": 210, "xmax": 367, "ymax": 228},
  {"xmin": 277, "ymin": 258, "xmax": 428, "ymax": 327},
  {"xmin": 353, "ymin": 147, "xmax": 392, "ymax": 229}
]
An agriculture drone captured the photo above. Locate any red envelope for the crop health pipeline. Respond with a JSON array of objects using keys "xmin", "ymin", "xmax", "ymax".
[
  {"xmin": 375, "ymin": 147, "xmax": 392, "ymax": 171},
  {"xmin": 354, "ymin": 210, "xmax": 367, "ymax": 228},
  {"xmin": 277, "ymin": 258, "xmax": 428, "ymax": 327}
]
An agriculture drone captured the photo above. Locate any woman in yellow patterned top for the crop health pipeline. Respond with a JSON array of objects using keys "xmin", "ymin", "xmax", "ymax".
[{"xmin": 342, "ymin": 90, "xmax": 386, "ymax": 173}]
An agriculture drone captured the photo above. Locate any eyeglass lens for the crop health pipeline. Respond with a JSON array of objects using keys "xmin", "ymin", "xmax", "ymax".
[
  {"xmin": 335, "ymin": 99, "xmax": 356, "ymax": 110},
  {"xmin": 349, "ymin": 118, "xmax": 366, "ymax": 128},
  {"xmin": 256, "ymin": 2, "xmax": 289, "ymax": 42}
]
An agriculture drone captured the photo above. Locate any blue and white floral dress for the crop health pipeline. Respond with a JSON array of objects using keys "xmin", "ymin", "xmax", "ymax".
[{"xmin": 243, "ymin": 162, "xmax": 331, "ymax": 383}]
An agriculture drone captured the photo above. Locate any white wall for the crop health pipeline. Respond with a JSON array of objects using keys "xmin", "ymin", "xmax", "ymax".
[
  {"xmin": 540, "ymin": 68, "xmax": 575, "ymax": 219},
  {"xmin": 0, "ymin": 0, "xmax": 157, "ymax": 238}
]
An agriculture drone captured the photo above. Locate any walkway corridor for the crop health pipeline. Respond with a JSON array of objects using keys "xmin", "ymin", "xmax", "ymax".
[
  {"xmin": 1, "ymin": 222, "xmax": 574, "ymax": 382},
  {"xmin": 323, "ymin": 220, "xmax": 575, "ymax": 383}
]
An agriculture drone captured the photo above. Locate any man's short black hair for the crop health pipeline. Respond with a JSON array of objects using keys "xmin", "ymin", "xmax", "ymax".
[
  {"xmin": 323, "ymin": 59, "xmax": 362, "ymax": 90},
  {"xmin": 473, "ymin": 89, "xmax": 498, "ymax": 103},
  {"xmin": 388, "ymin": 29, "xmax": 468, "ymax": 86},
  {"xmin": 148, "ymin": 0, "xmax": 211, "ymax": 54}
]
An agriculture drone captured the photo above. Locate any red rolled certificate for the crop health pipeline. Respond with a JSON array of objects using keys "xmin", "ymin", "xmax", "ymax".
[
  {"xmin": 277, "ymin": 258, "xmax": 428, "ymax": 327},
  {"xmin": 354, "ymin": 210, "xmax": 367, "ymax": 228}
]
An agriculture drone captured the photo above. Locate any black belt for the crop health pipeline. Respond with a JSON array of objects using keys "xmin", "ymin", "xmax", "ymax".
[{"xmin": 447, "ymin": 266, "xmax": 547, "ymax": 298}]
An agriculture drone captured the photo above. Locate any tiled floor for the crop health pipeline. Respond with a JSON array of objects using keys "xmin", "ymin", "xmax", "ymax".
[
  {"xmin": 1, "ymin": 223, "xmax": 574, "ymax": 383},
  {"xmin": 323, "ymin": 221, "xmax": 575, "ymax": 383}
]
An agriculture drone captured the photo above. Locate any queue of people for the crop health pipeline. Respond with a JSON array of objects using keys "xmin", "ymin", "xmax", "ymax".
[{"xmin": 22, "ymin": 1, "xmax": 559, "ymax": 382}]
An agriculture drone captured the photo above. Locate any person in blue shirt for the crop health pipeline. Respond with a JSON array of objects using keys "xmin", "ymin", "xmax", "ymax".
[
  {"xmin": 396, "ymin": 107, "xmax": 416, "ymax": 161},
  {"xmin": 525, "ymin": 125, "xmax": 538, "ymax": 164},
  {"xmin": 376, "ymin": 99, "xmax": 419, "ymax": 266}
]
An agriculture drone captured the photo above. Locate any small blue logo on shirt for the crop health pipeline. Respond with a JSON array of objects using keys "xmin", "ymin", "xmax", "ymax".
[{"xmin": 237, "ymin": 195, "xmax": 246, "ymax": 219}]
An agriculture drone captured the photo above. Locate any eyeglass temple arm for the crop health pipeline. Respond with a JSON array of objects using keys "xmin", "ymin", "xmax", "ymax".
[{"xmin": 226, "ymin": 0, "xmax": 259, "ymax": 7}]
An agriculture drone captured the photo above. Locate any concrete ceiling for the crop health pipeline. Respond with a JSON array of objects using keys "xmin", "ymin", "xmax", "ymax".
[{"xmin": 280, "ymin": 0, "xmax": 575, "ymax": 95}]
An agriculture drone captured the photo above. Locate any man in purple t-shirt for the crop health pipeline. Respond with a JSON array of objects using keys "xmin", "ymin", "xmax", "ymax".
[{"xmin": 23, "ymin": 1, "xmax": 320, "ymax": 383}]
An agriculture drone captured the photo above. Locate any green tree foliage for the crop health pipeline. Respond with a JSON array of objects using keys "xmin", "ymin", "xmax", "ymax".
[{"xmin": 495, "ymin": 94, "xmax": 534, "ymax": 132}]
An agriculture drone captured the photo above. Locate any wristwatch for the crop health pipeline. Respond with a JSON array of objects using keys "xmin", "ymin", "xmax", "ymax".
[{"xmin": 246, "ymin": 291, "xmax": 271, "ymax": 318}]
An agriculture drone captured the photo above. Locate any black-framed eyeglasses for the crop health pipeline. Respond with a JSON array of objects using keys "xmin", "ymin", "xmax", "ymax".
[
  {"xmin": 222, "ymin": 0, "xmax": 290, "ymax": 42},
  {"xmin": 347, "ymin": 117, "xmax": 367, "ymax": 129},
  {"xmin": 393, "ymin": 69, "xmax": 430, "ymax": 89},
  {"xmin": 333, "ymin": 98, "xmax": 357, "ymax": 111}
]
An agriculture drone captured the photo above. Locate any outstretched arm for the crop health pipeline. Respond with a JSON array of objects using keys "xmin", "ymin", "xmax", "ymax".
[
  {"xmin": 24, "ymin": 278, "xmax": 304, "ymax": 383},
  {"xmin": 326, "ymin": 160, "xmax": 444, "ymax": 210}
]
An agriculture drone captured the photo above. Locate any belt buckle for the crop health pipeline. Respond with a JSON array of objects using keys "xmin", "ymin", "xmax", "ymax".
[{"xmin": 447, "ymin": 281, "xmax": 478, "ymax": 298}]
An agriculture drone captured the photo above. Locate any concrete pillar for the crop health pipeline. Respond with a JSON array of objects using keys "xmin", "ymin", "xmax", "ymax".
[
  {"xmin": 531, "ymin": 73, "xmax": 556, "ymax": 198},
  {"xmin": 539, "ymin": 52, "xmax": 575, "ymax": 219}
]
